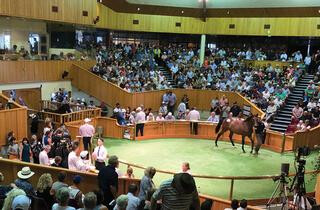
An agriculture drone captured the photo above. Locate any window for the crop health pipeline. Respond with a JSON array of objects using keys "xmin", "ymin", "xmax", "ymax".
[
  {"xmin": 0, "ymin": 33, "xmax": 11, "ymax": 50},
  {"xmin": 97, "ymin": 36, "xmax": 103, "ymax": 43},
  {"xmin": 207, "ymin": 43, "xmax": 216, "ymax": 49}
]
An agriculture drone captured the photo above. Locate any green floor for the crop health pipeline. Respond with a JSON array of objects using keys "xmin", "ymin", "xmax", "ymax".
[{"xmin": 103, "ymin": 138, "xmax": 318, "ymax": 200}]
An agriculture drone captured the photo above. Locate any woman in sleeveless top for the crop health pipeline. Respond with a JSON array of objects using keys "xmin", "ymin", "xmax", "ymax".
[{"xmin": 20, "ymin": 138, "xmax": 32, "ymax": 162}]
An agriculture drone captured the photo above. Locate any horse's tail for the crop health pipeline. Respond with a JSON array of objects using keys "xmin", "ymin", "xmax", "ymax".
[{"xmin": 215, "ymin": 120, "xmax": 223, "ymax": 133}]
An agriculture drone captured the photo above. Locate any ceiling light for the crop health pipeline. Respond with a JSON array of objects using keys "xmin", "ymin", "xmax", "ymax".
[
  {"xmin": 137, "ymin": 7, "xmax": 140, "ymax": 11},
  {"xmin": 181, "ymin": 10, "xmax": 184, "ymax": 14}
]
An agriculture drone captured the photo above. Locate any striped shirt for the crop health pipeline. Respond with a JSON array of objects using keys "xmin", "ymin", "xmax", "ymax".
[{"xmin": 152, "ymin": 179, "xmax": 198, "ymax": 210}]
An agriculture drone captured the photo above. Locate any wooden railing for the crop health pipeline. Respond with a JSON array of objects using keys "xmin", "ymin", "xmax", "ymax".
[
  {"xmin": 0, "ymin": 94, "xmax": 27, "ymax": 145},
  {"xmin": 65, "ymin": 117, "xmax": 134, "ymax": 141},
  {"xmin": 293, "ymin": 125, "xmax": 320, "ymax": 150},
  {"xmin": 41, "ymin": 100, "xmax": 90, "ymax": 112},
  {"xmin": 243, "ymin": 60, "xmax": 302, "ymax": 69},
  {"xmin": 66, "ymin": 117, "xmax": 289, "ymax": 153},
  {"xmin": 117, "ymin": 158, "xmax": 317, "ymax": 207},
  {"xmin": 0, "ymin": 60, "xmax": 96, "ymax": 84},
  {"xmin": 0, "ymin": 158, "xmax": 263, "ymax": 210},
  {"xmin": 42, "ymin": 108, "xmax": 101, "ymax": 125},
  {"xmin": 70, "ymin": 64, "xmax": 264, "ymax": 118}
]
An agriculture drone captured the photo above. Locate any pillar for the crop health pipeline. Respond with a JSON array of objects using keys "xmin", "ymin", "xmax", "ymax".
[{"xmin": 200, "ymin": 34, "xmax": 206, "ymax": 65}]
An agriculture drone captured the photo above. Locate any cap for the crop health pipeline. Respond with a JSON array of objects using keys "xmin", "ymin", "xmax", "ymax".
[{"xmin": 11, "ymin": 195, "xmax": 31, "ymax": 210}]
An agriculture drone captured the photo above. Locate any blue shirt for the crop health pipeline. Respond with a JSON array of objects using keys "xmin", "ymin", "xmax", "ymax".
[
  {"xmin": 15, "ymin": 178, "xmax": 35, "ymax": 196},
  {"xmin": 126, "ymin": 192, "xmax": 140, "ymax": 210},
  {"xmin": 52, "ymin": 203, "xmax": 75, "ymax": 210},
  {"xmin": 138, "ymin": 176, "xmax": 153, "ymax": 200}
]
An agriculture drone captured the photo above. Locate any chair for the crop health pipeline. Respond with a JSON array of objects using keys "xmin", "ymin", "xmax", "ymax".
[{"xmin": 31, "ymin": 195, "xmax": 49, "ymax": 210}]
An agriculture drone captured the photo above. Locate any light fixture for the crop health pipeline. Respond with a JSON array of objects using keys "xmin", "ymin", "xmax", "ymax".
[
  {"xmin": 181, "ymin": 10, "xmax": 184, "ymax": 14},
  {"xmin": 137, "ymin": 7, "xmax": 140, "ymax": 11},
  {"xmin": 227, "ymin": 10, "xmax": 230, "ymax": 14}
]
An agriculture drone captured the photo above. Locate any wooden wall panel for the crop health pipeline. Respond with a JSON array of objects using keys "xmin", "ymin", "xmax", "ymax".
[
  {"xmin": 97, "ymin": 5, "xmax": 320, "ymax": 37},
  {"xmin": 0, "ymin": 1, "xmax": 320, "ymax": 36},
  {"xmin": 3, "ymin": 88, "xmax": 41, "ymax": 110},
  {"xmin": 0, "ymin": 108, "xmax": 27, "ymax": 145},
  {"xmin": 0, "ymin": 0, "xmax": 97, "ymax": 26},
  {"xmin": 0, "ymin": 60, "xmax": 95, "ymax": 84}
]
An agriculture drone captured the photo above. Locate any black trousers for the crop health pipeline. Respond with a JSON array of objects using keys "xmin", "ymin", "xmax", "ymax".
[
  {"xmin": 168, "ymin": 105, "xmax": 175, "ymax": 114},
  {"xmin": 255, "ymin": 133, "xmax": 264, "ymax": 153},
  {"xmin": 190, "ymin": 122, "xmax": 198, "ymax": 135},
  {"xmin": 83, "ymin": 137, "xmax": 91, "ymax": 151},
  {"xmin": 95, "ymin": 161, "xmax": 105, "ymax": 171},
  {"xmin": 136, "ymin": 123, "xmax": 144, "ymax": 137}
]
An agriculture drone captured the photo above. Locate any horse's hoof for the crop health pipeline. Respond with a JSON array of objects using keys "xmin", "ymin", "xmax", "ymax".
[
  {"xmin": 242, "ymin": 150, "xmax": 246, "ymax": 153},
  {"xmin": 250, "ymin": 151, "xmax": 253, "ymax": 154}
]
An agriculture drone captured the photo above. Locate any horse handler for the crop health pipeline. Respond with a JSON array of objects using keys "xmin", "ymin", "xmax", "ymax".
[{"xmin": 254, "ymin": 117, "xmax": 266, "ymax": 155}]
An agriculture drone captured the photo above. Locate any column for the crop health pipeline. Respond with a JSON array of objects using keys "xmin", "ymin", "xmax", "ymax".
[{"xmin": 200, "ymin": 34, "xmax": 206, "ymax": 65}]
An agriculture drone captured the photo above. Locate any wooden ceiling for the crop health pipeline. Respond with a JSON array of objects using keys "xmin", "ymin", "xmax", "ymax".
[{"xmin": 101, "ymin": 0, "xmax": 320, "ymax": 18}]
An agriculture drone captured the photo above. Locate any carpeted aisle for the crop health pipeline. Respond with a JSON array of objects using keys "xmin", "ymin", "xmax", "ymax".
[{"xmin": 103, "ymin": 138, "xmax": 317, "ymax": 200}]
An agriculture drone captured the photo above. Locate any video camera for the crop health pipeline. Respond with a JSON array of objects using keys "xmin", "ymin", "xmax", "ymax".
[{"xmin": 296, "ymin": 146, "xmax": 310, "ymax": 165}]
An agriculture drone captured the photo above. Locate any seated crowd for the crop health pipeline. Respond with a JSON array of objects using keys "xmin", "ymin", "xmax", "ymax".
[
  {"xmin": 287, "ymin": 81, "xmax": 320, "ymax": 133},
  {"xmin": 91, "ymin": 43, "xmax": 320, "ymax": 125},
  {"xmin": 0, "ymin": 44, "xmax": 90, "ymax": 61}
]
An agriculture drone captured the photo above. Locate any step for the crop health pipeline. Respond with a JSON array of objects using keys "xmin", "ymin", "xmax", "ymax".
[
  {"xmin": 275, "ymin": 116, "xmax": 292, "ymax": 121},
  {"xmin": 289, "ymin": 95, "xmax": 303, "ymax": 100},
  {"xmin": 270, "ymin": 127, "xmax": 286, "ymax": 133},
  {"xmin": 273, "ymin": 119, "xmax": 291, "ymax": 124},
  {"xmin": 283, "ymin": 107, "xmax": 294, "ymax": 111},
  {"xmin": 271, "ymin": 124, "xmax": 289, "ymax": 129},
  {"xmin": 277, "ymin": 113, "xmax": 292, "ymax": 118},
  {"xmin": 287, "ymin": 97, "xmax": 300, "ymax": 101}
]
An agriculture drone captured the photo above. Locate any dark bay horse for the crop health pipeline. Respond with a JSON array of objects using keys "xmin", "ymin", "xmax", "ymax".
[{"xmin": 215, "ymin": 115, "xmax": 257, "ymax": 153}]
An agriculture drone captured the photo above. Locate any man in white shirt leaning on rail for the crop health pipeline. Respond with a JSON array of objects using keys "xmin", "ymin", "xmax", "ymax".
[{"xmin": 187, "ymin": 107, "xmax": 200, "ymax": 135}]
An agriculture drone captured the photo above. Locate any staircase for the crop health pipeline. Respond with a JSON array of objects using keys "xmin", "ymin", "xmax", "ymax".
[
  {"xmin": 270, "ymin": 74, "xmax": 314, "ymax": 133},
  {"xmin": 159, "ymin": 66, "xmax": 177, "ymax": 88}
]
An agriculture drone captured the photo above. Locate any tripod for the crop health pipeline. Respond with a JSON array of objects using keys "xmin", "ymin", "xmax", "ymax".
[
  {"xmin": 290, "ymin": 161, "xmax": 311, "ymax": 210},
  {"xmin": 266, "ymin": 174, "xmax": 289, "ymax": 210}
]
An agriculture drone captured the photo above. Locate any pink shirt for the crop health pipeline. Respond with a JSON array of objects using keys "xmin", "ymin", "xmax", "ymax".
[
  {"xmin": 79, "ymin": 123, "xmax": 95, "ymax": 137},
  {"xmin": 188, "ymin": 110, "xmax": 200, "ymax": 121}
]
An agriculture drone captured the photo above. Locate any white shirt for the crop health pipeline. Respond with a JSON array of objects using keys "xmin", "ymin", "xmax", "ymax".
[
  {"xmin": 93, "ymin": 145, "xmax": 107, "ymax": 162},
  {"xmin": 188, "ymin": 110, "xmax": 200, "ymax": 121},
  {"xmin": 68, "ymin": 151, "xmax": 80, "ymax": 171},
  {"xmin": 39, "ymin": 150, "xmax": 50, "ymax": 165},
  {"xmin": 135, "ymin": 111, "xmax": 146, "ymax": 123},
  {"xmin": 207, "ymin": 115, "xmax": 219, "ymax": 123}
]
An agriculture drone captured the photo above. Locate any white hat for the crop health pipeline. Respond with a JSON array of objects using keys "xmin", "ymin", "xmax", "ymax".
[
  {"xmin": 17, "ymin": 167, "xmax": 35, "ymax": 179},
  {"xmin": 136, "ymin": 107, "xmax": 142, "ymax": 112},
  {"xmin": 80, "ymin": 150, "xmax": 89, "ymax": 158},
  {"xmin": 84, "ymin": 118, "xmax": 91, "ymax": 123},
  {"xmin": 168, "ymin": 112, "xmax": 172, "ymax": 116}
]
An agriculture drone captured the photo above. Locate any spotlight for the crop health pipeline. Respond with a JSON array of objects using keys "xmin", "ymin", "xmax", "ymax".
[
  {"xmin": 137, "ymin": 7, "xmax": 140, "ymax": 11},
  {"xmin": 181, "ymin": 10, "xmax": 184, "ymax": 14}
]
